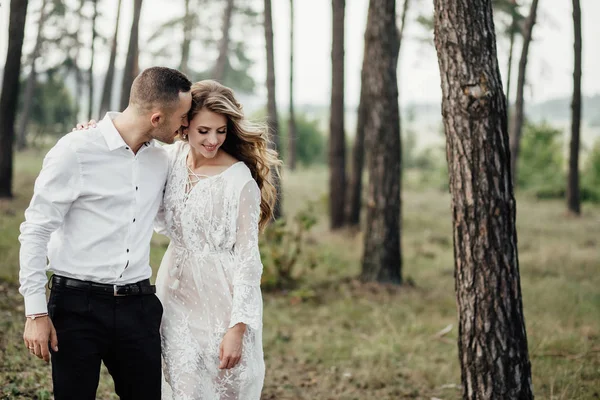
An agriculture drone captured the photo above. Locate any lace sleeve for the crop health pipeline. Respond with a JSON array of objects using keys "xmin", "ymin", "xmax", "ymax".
[
  {"xmin": 228, "ymin": 179, "xmax": 263, "ymax": 331},
  {"xmin": 153, "ymin": 142, "xmax": 181, "ymax": 236}
]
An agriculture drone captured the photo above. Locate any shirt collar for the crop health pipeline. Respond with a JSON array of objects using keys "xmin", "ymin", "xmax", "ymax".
[
  {"xmin": 100, "ymin": 112, "xmax": 155, "ymax": 151},
  {"xmin": 100, "ymin": 112, "xmax": 128, "ymax": 151}
]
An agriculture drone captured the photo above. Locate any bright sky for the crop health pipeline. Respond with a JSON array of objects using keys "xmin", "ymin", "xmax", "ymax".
[{"xmin": 1, "ymin": 0, "xmax": 599, "ymax": 108}]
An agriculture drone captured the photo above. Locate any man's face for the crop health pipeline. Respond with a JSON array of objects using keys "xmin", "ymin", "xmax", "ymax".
[{"xmin": 150, "ymin": 91, "xmax": 192, "ymax": 144}]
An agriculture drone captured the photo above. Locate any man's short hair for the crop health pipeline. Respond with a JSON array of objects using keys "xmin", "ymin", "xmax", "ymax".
[{"xmin": 129, "ymin": 67, "xmax": 192, "ymax": 111}]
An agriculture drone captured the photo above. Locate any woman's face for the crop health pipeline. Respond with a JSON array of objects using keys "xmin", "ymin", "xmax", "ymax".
[{"xmin": 186, "ymin": 108, "xmax": 227, "ymax": 159}]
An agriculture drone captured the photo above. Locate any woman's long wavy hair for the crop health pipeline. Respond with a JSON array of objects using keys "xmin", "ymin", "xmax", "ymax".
[{"xmin": 182, "ymin": 80, "xmax": 281, "ymax": 230}]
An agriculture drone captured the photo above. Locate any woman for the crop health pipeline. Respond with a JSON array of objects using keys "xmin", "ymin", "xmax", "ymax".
[{"xmin": 153, "ymin": 80, "xmax": 280, "ymax": 399}]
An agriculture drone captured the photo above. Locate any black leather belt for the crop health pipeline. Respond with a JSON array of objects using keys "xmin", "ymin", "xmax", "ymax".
[{"xmin": 51, "ymin": 275, "xmax": 156, "ymax": 297}]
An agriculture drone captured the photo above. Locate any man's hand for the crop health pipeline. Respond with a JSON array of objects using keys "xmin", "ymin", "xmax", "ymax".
[
  {"xmin": 72, "ymin": 119, "xmax": 97, "ymax": 131},
  {"xmin": 23, "ymin": 316, "xmax": 58, "ymax": 363},
  {"xmin": 218, "ymin": 323, "xmax": 246, "ymax": 370}
]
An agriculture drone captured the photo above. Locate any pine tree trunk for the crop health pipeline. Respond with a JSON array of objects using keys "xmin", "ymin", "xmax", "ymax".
[
  {"xmin": 346, "ymin": 82, "xmax": 366, "ymax": 227},
  {"xmin": 179, "ymin": 0, "xmax": 193, "ymax": 76},
  {"xmin": 567, "ymin": 0, "xmax": 582, "ymax": 215},
  {"xmin": 0, "ymin": 0, "xmax": 29, "ymax": 198},
  {"xmin": 120, "ymin": 0, "xmax": 144, "ymax": 111},
  {"xmin": 360, "ymin": 0, "xmax": 401, "ymax": 284},
  {"xmin": 329, "ymin": 0, "xmax": 346, "ymax": 230},
  {"xmin": 100, "ymin": 0, "xmax": 123, "ymax": 116},
  {"xmin": 433, "ymin": 1, "xmax": 534, "ymax": 398},
  {"xmin": 505, "ymin": 0, "xmax": 517, "ymax": 120},
  {"xmin": 88, "ymin": 0, "xmax": 99, "ymax": 120},
  {"xmin": 17, "ymin": 0, "xmax": 48, "ymax": 150},
  {"xmin": 287, "ymin": 0, "xmax": 297, "ymax": 171},
  {"xmin": 264, "ymin": 0, "xmax": 282, "ymax": 219},
  {"xmin": 346, "ymin": 0, "xmax": 408, "ymax": 228},
  {"xmin": 509, "ymin": 0, "xmax": 539, "ymax": 185},
  {"xmin": 213, "ymin": 0, "xmax": 235, "ymax": 82}
]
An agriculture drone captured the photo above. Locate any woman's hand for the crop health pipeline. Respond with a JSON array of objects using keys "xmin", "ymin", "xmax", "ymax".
[
  {"xmin": 218, "ymin": 323, "xmax": 246, "ymax": 370},
  {"xmin": 72, "ymin": 119, "xmax": 97, "ymax": 131}
]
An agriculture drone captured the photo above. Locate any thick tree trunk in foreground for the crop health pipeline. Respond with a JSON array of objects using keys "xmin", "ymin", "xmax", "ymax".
[{"xmin": 433, "ymin": 0, "xmax": 534, "ymax": 398}]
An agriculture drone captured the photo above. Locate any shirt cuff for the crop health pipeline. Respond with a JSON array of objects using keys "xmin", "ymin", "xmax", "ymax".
[{"xmin": 24, "ymin": 293, "xmax": 48, "ymax": 316}]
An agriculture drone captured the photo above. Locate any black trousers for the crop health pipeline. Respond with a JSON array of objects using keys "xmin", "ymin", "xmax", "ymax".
[{"xmin": 48, "ymin": 279, "xmax": 163, "ymax": 400}]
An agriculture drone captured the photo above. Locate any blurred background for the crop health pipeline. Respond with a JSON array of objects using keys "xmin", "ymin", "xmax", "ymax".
[{"xmin": 0, "ymin": 0, "xmax": 599, "ymax": 399}]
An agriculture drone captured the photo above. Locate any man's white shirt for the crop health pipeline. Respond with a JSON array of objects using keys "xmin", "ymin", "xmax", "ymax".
[{"xmin": 19, "ymin": 113, "xmax": 169, "ymax": 316}]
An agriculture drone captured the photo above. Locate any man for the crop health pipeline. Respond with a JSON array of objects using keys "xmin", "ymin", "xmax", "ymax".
[{"xmin": 19, "ymin": 66, "xmax": 192, "ymax": 399}]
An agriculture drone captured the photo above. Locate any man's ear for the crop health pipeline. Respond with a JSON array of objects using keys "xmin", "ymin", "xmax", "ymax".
[{"xmin": 150, "ymin": 112, "xmax": 162, "ymax": 127}]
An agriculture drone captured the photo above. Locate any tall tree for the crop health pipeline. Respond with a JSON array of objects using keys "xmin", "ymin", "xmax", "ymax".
[
  {"xmin": 264, "ymin": 0, "xmax": 282, "ymax": 219},
  {"xmin": 287, "ymin": 0, "xmax": 297, "ymax": 171},
  {"xmin": 213, "ymin": 0, "xmax": 235, "ymax": 81},
  {"xmin": 179, "ymin": 0, "xmax": 193, "ymax": 75},
  {"xmin": 120, "ymin": 0, "xmax": 144, "ymax": 110},
  {"xmin": 433, "ymin": 0, "xmax": 534, "ymax": 398},
  {"xmin": 16, "ymin": 0, "xmax": 49, "ymax": 150},
  {"xmin": 509, "ymin": 0, "xmax": 539, "ymax": 184},
  {"xmin": 100, "ymin": 0, "xmax": 123, "ymax": 116},
  {"xmin": 329, "ymin": 0, "xmax": 346, "ymax": 229},
  {"xmin": 567, "ymin": 0, "xmax": 582, "ymax": 215},
  {"xmin": 346, "ymin": 0, "xmax": 410, "ymax": 227},
  {"xmin": 0, "ymin": 0, "xmax": 29, "ymax": 198},
  {"xmin": 88, "ymin": 0, "xmax": 99, "ymax": 120},
  {"xmin": 360, "ymin": 0, "xmax": 401, "ymax": 283},
  {"xmin": 504, "ymin": 0, "xmax": 519, "ymax": 115}
]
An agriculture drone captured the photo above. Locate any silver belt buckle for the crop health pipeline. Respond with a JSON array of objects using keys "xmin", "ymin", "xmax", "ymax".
[{"xmin": 113, "ymin": 284, "xmax": 126, "ymax": 297}]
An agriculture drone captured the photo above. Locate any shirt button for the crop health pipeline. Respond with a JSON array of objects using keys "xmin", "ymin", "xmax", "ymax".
[
  {"xmin": 136, "ymin": 186, "xmax": 138, "ymax": 190},
  {"xmin": 133, "ymin": 218, "xmax": 136, "ymax": 223},
  {"xmin": 126, "ymin": 249, "xmax": 129, "ymax": 253},
  {"xmin": 126, "ymin": 147, "xmax": 129, "ymax": 150}
]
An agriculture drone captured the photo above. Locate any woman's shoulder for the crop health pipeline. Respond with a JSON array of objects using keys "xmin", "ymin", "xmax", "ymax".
[
  {"xmin": 161, "ymin": 140, "xmax": 188, "ymax": 162},
  {"xmin": 227, "ymin": 161, "xmax": 258, "ymax": 193}
]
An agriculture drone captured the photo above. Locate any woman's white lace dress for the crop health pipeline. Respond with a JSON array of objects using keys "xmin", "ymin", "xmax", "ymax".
[{"xmin": 154, "ymin": 141, "xmax": 265, "ymax": 399}]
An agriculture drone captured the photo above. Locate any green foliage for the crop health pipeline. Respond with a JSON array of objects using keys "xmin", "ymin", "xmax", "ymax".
[
  {"xmin": 18, "ymin": 70, "xmax": 77, "ymax": 137},
  {"xmin": 278, "ymin": 114, "xmax": 327, "ymax": 167},
  {"xmin": 582, "ymin": 140, "xmax": 600, "ymax": 202},
  {"xmin": 402, "ymin": 107, "xmax": 437, "ymax": 170},
  {"xmin": 517, "ymin": 122, "xmax": 565, "ymax": 195},
  {"xmin": 259, "ymin": 203, "xmax": 318, "ymax": 291}
]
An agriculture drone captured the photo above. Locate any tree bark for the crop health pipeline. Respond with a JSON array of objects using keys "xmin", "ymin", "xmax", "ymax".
[
  {"xmin": 0, "ymin": 0, "xmax": 29, "ymax": 198},
  {"xmin": 264, "ymin": 0, "xmax": 282, "ymax": 219},
  {"xmin": 287, "ymin": 0, "xmax": 297, "ymax": 171},
  {"xmin": 17, "ymin": 0, "xmax": 49, "ymax": 150},
  {"xmin": 329, "ymin": 0, "xmax": 346, "ymax": 230},
  {"xmin": 88, "ymin": 0, "xmax": 99, "ymax": 120},
  {"xmin": 509, "ymin": 0, "xmax": 539, "ymax": 185},
  {"xmin": 567, "ymin": 0, "xmax": 582, "ymax": 215},
  {"xmin": 179, "ymin": 0, "xmax": 193, "ymax": 76},
  {"xmin": 100, "ymin": 0, "xmax": 123, "ymax": 116},
  {"xmin": 505, "ymin": 0, "xmax": 517, "ymax": 120},
  {"xmin": 213, "ymin": 0, "xmax": 235, "ymax": 82},
  {"xmin": 433, "ymin": 1, "xmax": 534, "ymax": 398},
  {"xmin": 346, "ymin": 79, "xmax": 366, "ymax": 227},
  {"xmin": 346, "ymin": 0, "xmax": 409, "ymax": 228},
  {"xmin": 360, "ymin": 0, "xmax": 402, "ymax": 284},
  {"xmin": 120, "ymin": 0, "xmax": 144, "ymax": 111}
]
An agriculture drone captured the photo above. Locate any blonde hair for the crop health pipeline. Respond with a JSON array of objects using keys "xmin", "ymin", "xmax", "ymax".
[{"xmin": 183, "ymin": 80, "xmax": 281, "ymax": 229}]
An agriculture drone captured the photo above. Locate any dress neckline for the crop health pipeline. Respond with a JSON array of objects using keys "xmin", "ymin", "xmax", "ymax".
[{"xmin": 182, "ymin": 145, "xmax": 243, "ymax": 195}]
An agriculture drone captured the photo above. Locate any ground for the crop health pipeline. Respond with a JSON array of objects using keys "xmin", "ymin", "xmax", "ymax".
[{"xmin": 0, "ymin": 148, "xmax": 599, "ymax": 399}]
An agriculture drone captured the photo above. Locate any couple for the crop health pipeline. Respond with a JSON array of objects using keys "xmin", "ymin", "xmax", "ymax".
[{"xmin": 19, "ymin": 66, "xmax": 280, "ymax": 399}]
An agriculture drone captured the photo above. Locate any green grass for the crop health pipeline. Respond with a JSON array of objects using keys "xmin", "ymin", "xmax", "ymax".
[{"xmin": 1, "ymin": 149, "xmax": 599, "ymax": 399}]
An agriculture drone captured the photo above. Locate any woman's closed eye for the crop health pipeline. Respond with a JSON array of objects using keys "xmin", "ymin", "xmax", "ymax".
[{"xmin": 198, "ymin": 129, "xmax": 227, "ymax": 135}]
